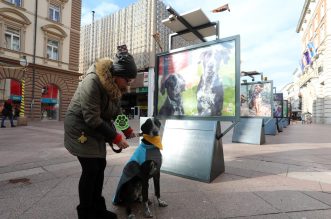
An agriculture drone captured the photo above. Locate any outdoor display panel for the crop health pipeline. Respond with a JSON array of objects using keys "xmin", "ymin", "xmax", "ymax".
[
  {"xmin": 283, "ymin": 100, "xmax": 288, "ymax": 118},
  {"xmin": 154, "ymin": 35, "xmax": 240, "ymax": 121},
  {"xmin": 273, "ymin": 93, "xmax": 283, "ymax": 118},
  {"xmin": 240, "ymin": 81, "xmax": 273, "ymax": 118}
]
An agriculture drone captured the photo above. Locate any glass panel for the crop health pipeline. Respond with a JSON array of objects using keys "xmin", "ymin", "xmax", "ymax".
[
  {"xmin": 47, "ymin": 46, "xmax": 52, "ymax": 59},
  {"xmin": 14, "ymin": 0, "xmax": 21, "ymax": 6},
  {"xmin": 5, "ymin": 34, "xmax": 11, "ymax": 49},
  {"xmin": 41, "ymin": 84, "xmax": 60, "ymax": 120},
  {"xmin": 54, "ymin": 48, "xmax": 58, "ymax": 60},
  {"xmin": 55, "ymin": 11, "xmax": 60, "ymax": 22},
  {"xmin": 48, "ymin": 40, "xmax": 59, "ymax": 47},
  {"xmin": 49, "ymin": 4, "xmax": 60, "ymax": 21}
]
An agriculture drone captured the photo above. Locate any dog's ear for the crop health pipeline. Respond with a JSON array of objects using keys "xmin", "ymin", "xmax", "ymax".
[
  {"xmin": 141, "ymin": 119, "xmax": 153, "ymax": 134},
  {"xmin": 154, "ymin": 118, "xmax": 161, "ymax": 128},
  {"xmin": 177, "ymin": 74, "xmax": 186, "ymax": 92}
]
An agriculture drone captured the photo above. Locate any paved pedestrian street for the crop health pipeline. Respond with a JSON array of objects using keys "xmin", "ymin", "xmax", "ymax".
[{"xmin": 1, "ymin": 120, "xmax": 331, "ymax": 218}]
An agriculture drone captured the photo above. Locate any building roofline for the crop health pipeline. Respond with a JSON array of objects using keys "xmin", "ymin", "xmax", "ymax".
[{"xmin": 296, "ymin": 0, "xmax": 310, "ymax": 33}]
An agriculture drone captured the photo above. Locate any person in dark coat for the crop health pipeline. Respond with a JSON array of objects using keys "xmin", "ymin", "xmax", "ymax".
[
  {"xmin": 1, "ymin": 99, "xmax": 15, "ymax": 128},
  {"xmin": 64, "ymin": 48, "xmax": 138, "ymax": 219}
]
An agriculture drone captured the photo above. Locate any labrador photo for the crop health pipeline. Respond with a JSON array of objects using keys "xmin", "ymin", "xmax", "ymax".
[{"xmin": 156, "ymin": 36, "xmax": 240, "ymax": 120}]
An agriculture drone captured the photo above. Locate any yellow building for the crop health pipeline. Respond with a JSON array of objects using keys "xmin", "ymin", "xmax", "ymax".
[{"xmin": 0, "ymin": 0, "xmax": 81, "ymax": 121}]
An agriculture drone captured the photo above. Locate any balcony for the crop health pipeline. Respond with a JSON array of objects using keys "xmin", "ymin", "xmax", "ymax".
[{"xmin": 298, "ymin": 69, "xmax": 319, "ymax": 87}]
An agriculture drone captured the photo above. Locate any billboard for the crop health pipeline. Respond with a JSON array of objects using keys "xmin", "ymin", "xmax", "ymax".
[
  {"xmin": 273, "ymin": 93, "xmax": 283, "ymax": 118},
  {"xmin": 240, "ymin": 81, "xmax": 273, "ymax": 117},
  {"xmin": 155, "ymin": 35, "xmax": 240, "ymax": 121}
]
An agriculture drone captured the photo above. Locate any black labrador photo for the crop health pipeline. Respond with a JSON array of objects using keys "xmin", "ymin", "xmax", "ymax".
[
  {"xmin": 113, "ymin": 118, "xmax": 167, "ymax": 218},
  {"xmin": 159, "ymin": 73, "xmax": 186, "ymax": 116},
  {"xmin": 196, "ymin": 46, "xmax": 231, "ymax": 116}
]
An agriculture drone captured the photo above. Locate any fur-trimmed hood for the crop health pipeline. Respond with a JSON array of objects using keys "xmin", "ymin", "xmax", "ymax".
[{"xmin": 87, "ymin": 57, "xmax": 122, "ymax": 101}]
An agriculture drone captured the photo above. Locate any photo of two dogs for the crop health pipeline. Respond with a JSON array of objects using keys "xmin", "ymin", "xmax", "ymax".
[
  {"xmin": 158, "ymin": 44, "xmax": 232, "ymax": 117},
  {"xmin": 113, "ymin": 118, "xmax": 167, "ymax": 218}
]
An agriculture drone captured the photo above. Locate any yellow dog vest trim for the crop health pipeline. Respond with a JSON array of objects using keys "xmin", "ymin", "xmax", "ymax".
[{"xmin": 143, "ymin": 134, "xmax": 163, "ymax": 150}]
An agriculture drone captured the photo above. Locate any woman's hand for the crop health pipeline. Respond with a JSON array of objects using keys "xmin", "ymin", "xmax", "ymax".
[
  {"xmin": 116, "ymin": 139, "xmax": 129, "ymax": 149},
  {"xmin": 126, "ymin": 132, "xmax": 138, "ymax": 139}
]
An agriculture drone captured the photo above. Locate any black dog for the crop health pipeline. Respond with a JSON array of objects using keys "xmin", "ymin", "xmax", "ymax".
[
  {"xmin": 113, "ymin": 118, "xmax": 167, "ymax": 218},
  {"xmin": 159, "ymin": 74, "xmax": 186, "ymax": 116},
  {"xmin": 196, "ymin": 47, "xmax": 231, "ymax": 116}
]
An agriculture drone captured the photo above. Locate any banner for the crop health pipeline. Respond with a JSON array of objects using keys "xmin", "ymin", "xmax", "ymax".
[{"xmin": 307, "ymin": 42, "xmax": 316, "ymax": 58}]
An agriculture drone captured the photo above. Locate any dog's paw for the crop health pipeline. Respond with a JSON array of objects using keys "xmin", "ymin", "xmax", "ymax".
[
  {"xmin": 128, "ymin": 213, "xmax": 136, "ymax": 219},
  {"xmin": 157, "ymin": 198, "xmax": 168, "ymax": 207},
  {"xmin": 143, "ymin": 203, "xmax": 153, "ymax": 218}
]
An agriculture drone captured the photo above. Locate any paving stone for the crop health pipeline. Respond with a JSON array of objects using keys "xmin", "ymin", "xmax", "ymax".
[{"xmin": 254, "ymin": 190, "xmax": 330, "ymax": 212}]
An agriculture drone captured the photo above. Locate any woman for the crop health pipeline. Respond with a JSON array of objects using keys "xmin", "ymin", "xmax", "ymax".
[
  {"xmin": 64, "ymin": 49, "xmax": 137, "ymax": 219},
  {"xmin": 1, "ymin": 99, "xmax": 15, "ymax": 128}
]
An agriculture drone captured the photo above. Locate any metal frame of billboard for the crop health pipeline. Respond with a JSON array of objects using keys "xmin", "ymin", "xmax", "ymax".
[
  {"xmin": 240, "ymin": 80, "xmax": 274, "ymax": 119},
  {"xmin": 154, "ymin": 35, "xmax": 241, "ymax": 122}
]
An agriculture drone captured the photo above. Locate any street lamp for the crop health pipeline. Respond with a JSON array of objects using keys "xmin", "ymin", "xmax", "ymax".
[
  {"xmin": 20, "ymin": 56, "xmax": 28, "ymax": 68},
  {"xmin": 17, "ymin": 55, "xmax": 28, "ymax": 126}
]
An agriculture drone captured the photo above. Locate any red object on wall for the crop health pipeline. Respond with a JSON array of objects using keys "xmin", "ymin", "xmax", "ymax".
[
  {"xmin": 41, "ymin": 84, "xmax": 58, "ymax": 98},
  {"xmin": 10, "ymin": 80, "xmax": 21, "ymax": 96}
]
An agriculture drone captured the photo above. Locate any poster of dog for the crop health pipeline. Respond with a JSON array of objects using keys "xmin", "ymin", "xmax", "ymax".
[
  {"xmin": 240, "ymin": 81, "xmax": 273, "ymax": 117},
  {"xmin": 273, "ymin": 93, "xmax": 283, "ymax": 118},
  {"xmin": 156, "ymin": 36, "xmax": 240, "ymax": 120}
]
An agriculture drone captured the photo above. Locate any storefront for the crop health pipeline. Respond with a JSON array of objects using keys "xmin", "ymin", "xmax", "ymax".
[
  {"xmin": 40, "ymin": 84, "xmax": 60, "ymax": 120},
  {"xmin": 0, "ymin": 79, "xmax": 21, "ymax": 118}
]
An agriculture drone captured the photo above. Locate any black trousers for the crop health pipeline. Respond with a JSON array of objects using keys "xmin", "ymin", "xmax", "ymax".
[{"xmin": 77, "ymin": 157, "xmax": 106, "ymax": 212}]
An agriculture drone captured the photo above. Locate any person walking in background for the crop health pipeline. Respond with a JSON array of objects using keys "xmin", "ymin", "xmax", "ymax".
[
  {"xmin": 64, "ymin": 45, "xmax": 138, "ymax": 219},
  {"xmin": 1, "ymin": 99, "xmax": 15, "ymax": 128}
]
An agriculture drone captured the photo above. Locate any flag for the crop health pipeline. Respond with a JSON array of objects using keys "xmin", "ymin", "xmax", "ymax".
[
  {"xmin": 212, "ymin": 4, "xmax": 230, "ymax": 13},
  {"xmin": 307, "ymin": 42, "xmax": 316, "ymax": 58},
  {"xmin": 303, "ymin": 51, "xmax": 311, "ymax": 65}
]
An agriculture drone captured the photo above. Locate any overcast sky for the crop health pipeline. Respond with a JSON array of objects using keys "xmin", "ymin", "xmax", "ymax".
[{"xmin": 81, "ymin": 0, "xmax": 305, "ymax": 90}]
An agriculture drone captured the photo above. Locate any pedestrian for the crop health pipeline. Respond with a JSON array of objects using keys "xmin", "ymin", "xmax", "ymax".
[
  {"xmin": 301, "ymin": 113, "xmax": 305, "ymax": 124},
  {"xmin": 1, "ymin": 99, "xmax": 15, "ymax": 128},
  {"xmin": 64, "ymin": 46, "xmax": 138, "ymax": 219}
]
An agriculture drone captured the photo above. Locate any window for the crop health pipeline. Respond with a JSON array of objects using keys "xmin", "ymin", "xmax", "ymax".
[
  {"xmin": 6, "ymin": 0, "xmax": 21, "ymax": 7},
  {"xmin": 49, "ymin": 4, "xmax": 60, "ymax": 22},
  {"xmin": 47, "ymin": 39, "xmax": 59, "ymax": 60},
  {"xmin": 5, "ymin": 27, "xmax": 20, "ymax": 51}
]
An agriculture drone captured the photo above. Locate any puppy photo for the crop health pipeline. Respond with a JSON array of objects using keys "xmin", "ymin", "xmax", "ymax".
[
  {"xmin": 159, "ymin": 73, "xmax": 186, "ymax": 116},
  {"xmin": 113, "ymin": 118, "xmax": 167, "ymax": 218},
  {"xmin": 196, "ymin": 46, "xmax": 231, "ymax": 116}
]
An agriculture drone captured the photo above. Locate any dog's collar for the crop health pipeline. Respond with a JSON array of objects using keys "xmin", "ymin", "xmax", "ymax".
[{"xmin": 143, "ymin": 134, "xmax": 163, "ymax": 150}]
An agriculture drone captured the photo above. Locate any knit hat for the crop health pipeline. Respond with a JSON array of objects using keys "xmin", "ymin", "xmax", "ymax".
[{"xmin": 111, "ymin": 50, "xmax": 137, "ymax": 79}]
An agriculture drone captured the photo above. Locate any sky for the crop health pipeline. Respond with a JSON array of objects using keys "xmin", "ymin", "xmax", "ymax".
[{"xmin": 81, "ymin": 0, "xmax": 305, "ymax": 91}]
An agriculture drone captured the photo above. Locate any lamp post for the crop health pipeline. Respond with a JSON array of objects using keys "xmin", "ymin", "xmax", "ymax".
[{"xmin": 17, "ymin": 56, "xmax": 28, "ymax": 126}]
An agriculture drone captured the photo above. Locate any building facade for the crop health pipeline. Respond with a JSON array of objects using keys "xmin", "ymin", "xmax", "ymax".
[
  {"xmin": 79, "ymin": 0, "xmax": 195, "ymax": 116},
  {"xmin": 0, "ymin": 0, "xmax": 81, "ymax": 121},
  {"xmin": 295, "ymin": 0, "xmax": 331, "ymax": 124}
]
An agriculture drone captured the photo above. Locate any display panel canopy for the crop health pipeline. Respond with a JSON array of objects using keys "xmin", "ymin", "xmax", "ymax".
[{"xmin": 162, "ymin": 8, "xmax": 217, "ymax": 41}]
